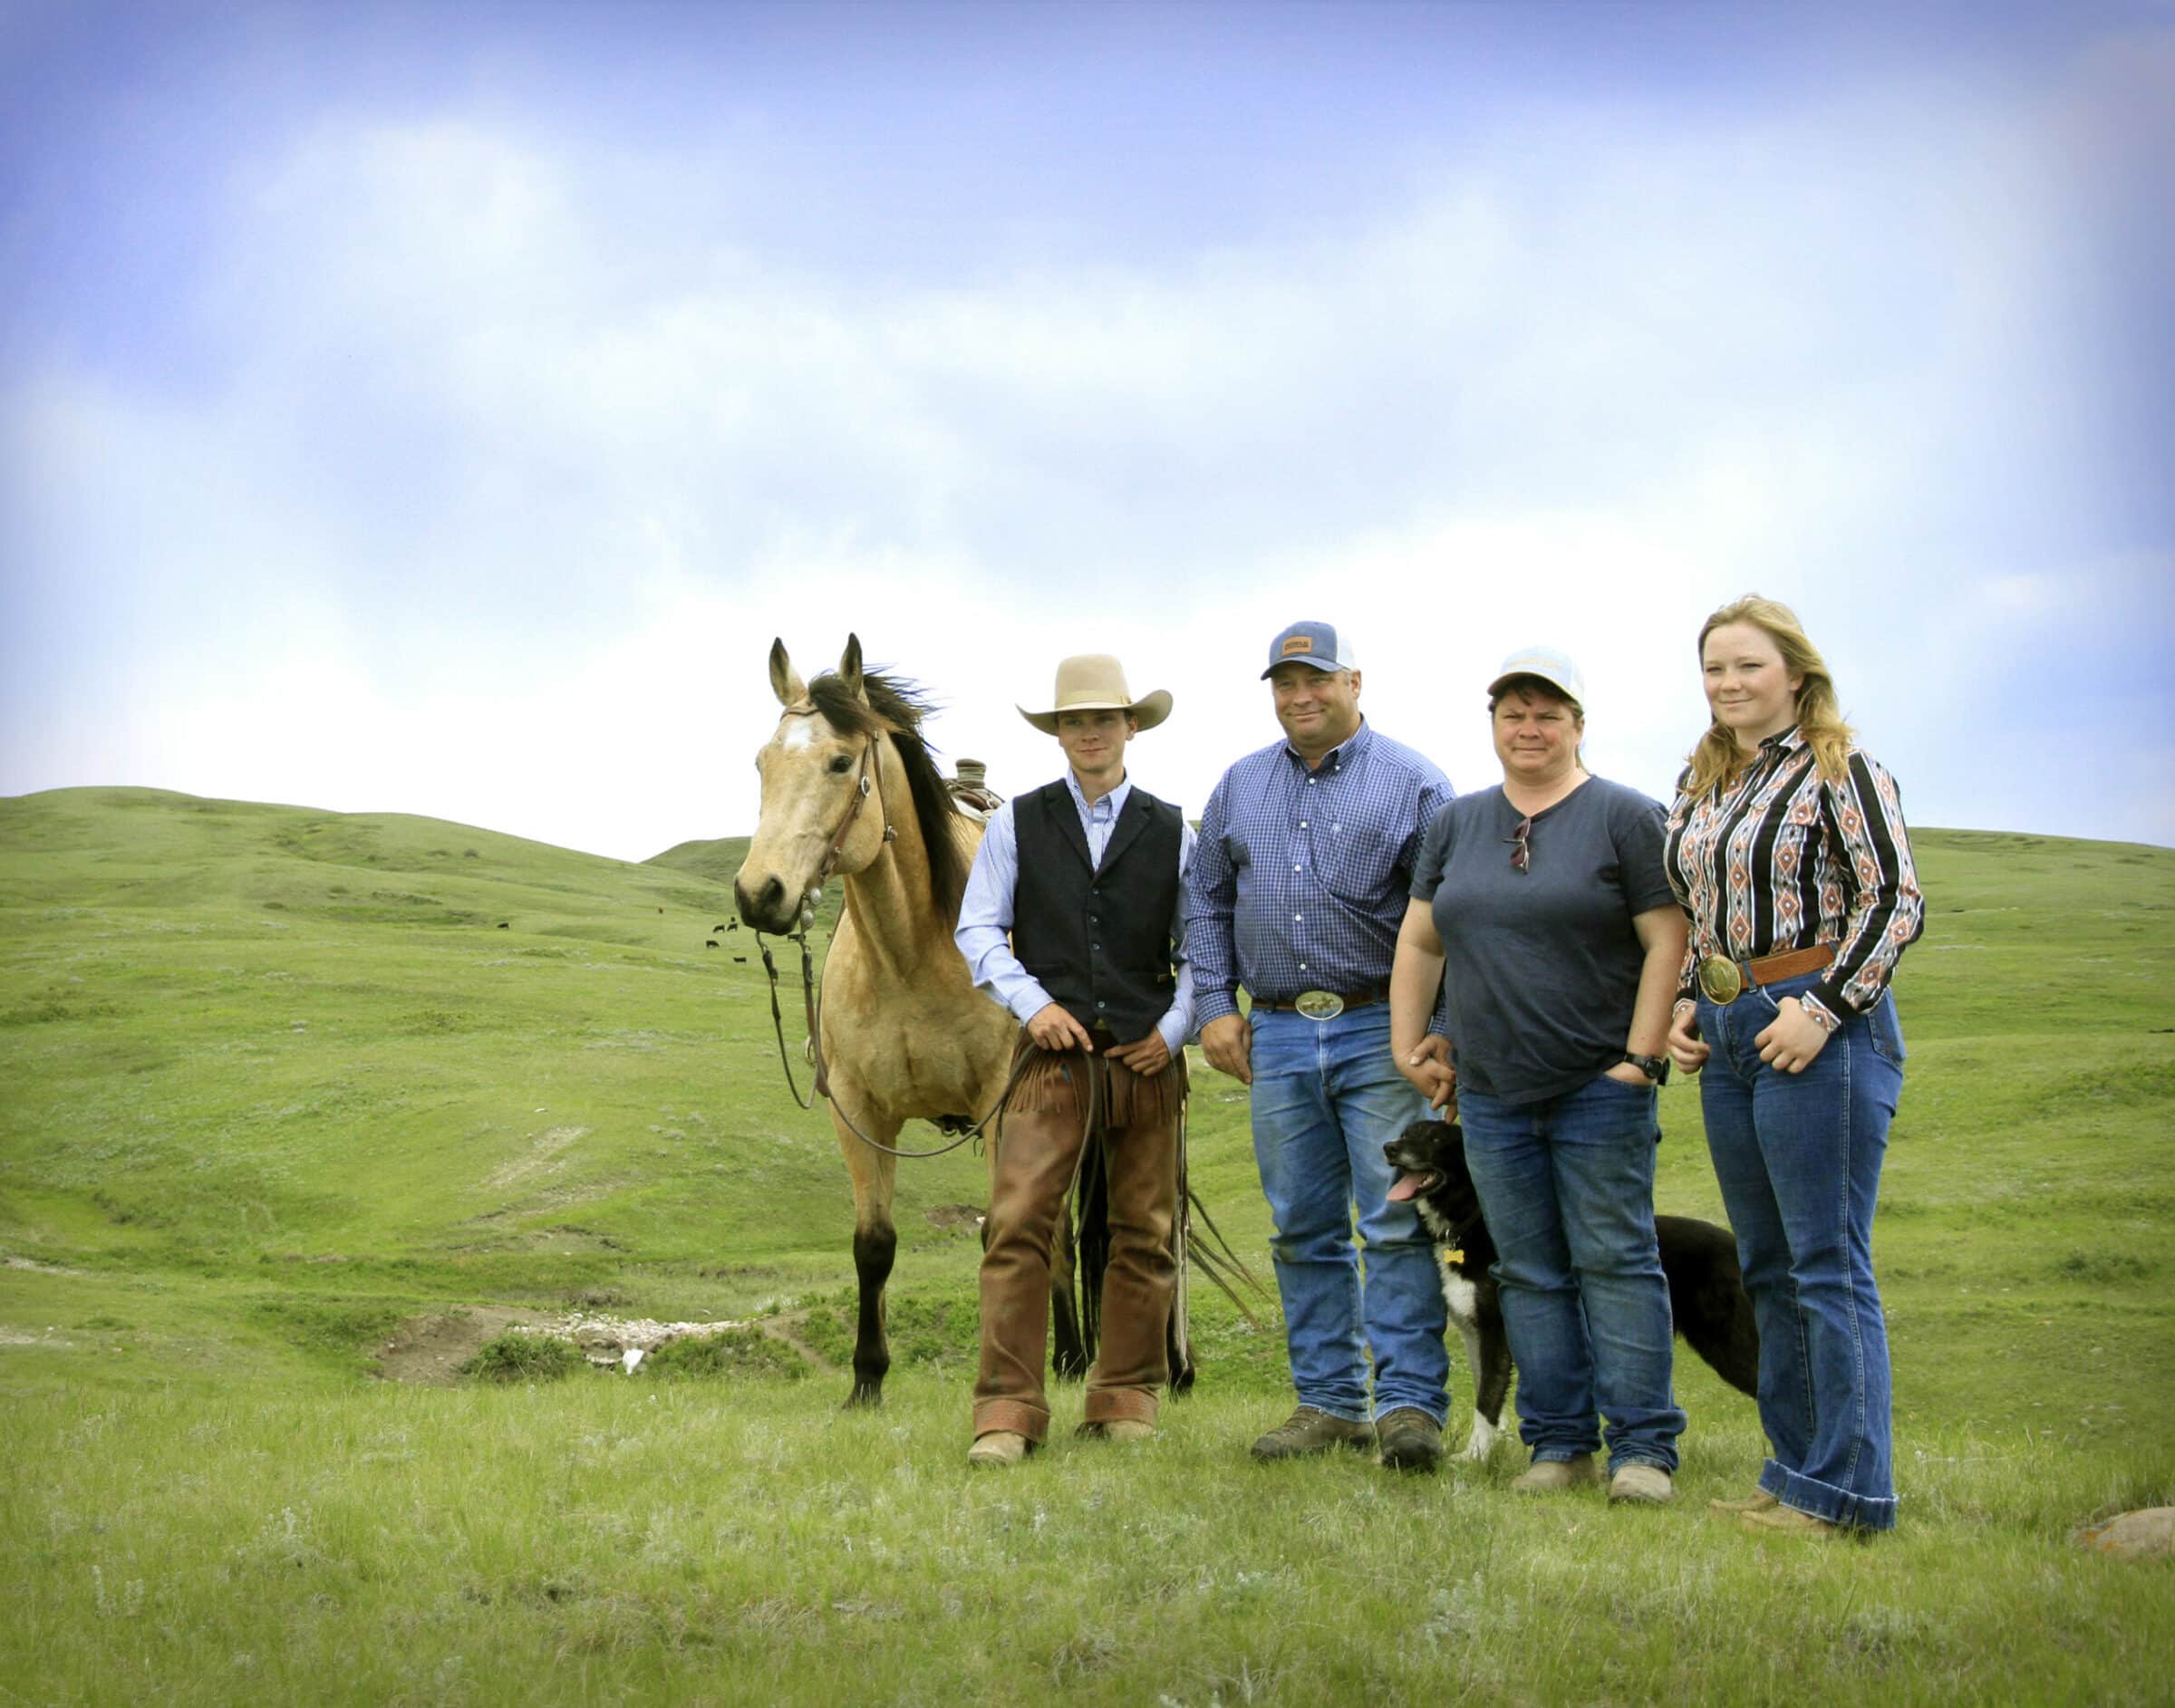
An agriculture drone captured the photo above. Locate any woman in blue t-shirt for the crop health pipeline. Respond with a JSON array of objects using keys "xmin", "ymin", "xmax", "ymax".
[{"xmin": 1388, "ymin": 646, "xmax": 1690, "ymax": 1503}]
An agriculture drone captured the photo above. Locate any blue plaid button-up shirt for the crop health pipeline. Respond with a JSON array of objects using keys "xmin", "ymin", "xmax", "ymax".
[{"xmin": 1183, "ymin": 719, "xmax": 1454, "ymax": 1030}]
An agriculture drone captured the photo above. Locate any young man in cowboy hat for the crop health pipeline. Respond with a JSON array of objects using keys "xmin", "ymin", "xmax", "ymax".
[{"xmin": 953, "ymin": 654, "xmax": 1196, "ymax": 1469}]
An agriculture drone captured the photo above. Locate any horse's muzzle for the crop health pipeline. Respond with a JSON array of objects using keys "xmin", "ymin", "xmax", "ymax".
[{"xmin": 733, "ymin": 873, "xmax": 801, "ymax": 934}]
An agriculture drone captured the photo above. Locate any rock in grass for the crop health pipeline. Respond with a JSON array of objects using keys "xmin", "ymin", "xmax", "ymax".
[{"xmin": 2074, "ymin": 1508, "xmax": 2175, "ymax": 1559}]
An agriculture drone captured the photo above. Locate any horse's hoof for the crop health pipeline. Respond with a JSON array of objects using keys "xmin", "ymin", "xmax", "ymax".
[{"xmin": 843, "ymin": 1385, "xmax": 883, "ymax": 1410}]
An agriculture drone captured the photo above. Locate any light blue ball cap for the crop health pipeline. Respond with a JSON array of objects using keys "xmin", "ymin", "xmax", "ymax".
[{"xmin": 1262, "ymin": 620, "xmax": 1357, "ymax": 679}]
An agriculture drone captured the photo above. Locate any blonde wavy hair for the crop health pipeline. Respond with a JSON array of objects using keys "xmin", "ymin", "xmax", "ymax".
[{"xmin": 1681, "ymin": 595, "xmax": 1855, "ymax": 797}]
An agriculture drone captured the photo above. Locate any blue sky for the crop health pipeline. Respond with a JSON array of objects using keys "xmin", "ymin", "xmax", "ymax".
[{"xmin": 4, "ymin": 1, "xmax": 2170, "ymax": 859}]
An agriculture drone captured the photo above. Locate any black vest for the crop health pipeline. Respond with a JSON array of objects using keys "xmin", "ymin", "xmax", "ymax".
[{"xmin": 1012, "ymin": 780, "xmax": 1184, "ymax": 1040}]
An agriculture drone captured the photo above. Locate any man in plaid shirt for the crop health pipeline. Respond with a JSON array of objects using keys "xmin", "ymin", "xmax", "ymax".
[{"xmin": 1183, "ymin": 620, "xmax": 1457, "ymax": 1472}]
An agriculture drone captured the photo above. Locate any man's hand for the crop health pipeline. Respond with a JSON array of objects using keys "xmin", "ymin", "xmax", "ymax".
[
  {"xmin": 1397, "ymin": 1033, "xmax": 1456, "ymax": 1110},
  {"xmin": 1026, "ymin": 1002, "xmax": 1096, "ymax": 1053},
  {"xmin": 1200, "ymin": 1013, "xmax": 1252, "ymax": 1085},
  {"xmin": 1667, "ymin": 999, "xmax": 1709, "ymax": 1076},
  {"xmin": 1108, "ymin": 1031, "xmax": 1172, "ymax": 1076}
]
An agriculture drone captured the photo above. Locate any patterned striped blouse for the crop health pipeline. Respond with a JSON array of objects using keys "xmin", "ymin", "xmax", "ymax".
[{"xmin": 1663, "ymin": 727, "xmax": 1925, "ymax": 1027}]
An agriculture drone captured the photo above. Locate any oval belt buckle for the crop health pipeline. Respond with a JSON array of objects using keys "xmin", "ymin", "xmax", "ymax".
[
  {"xmin": 1696, "ymin": 955, "xmax": 1745, "ymax": 1005},
  {"xmin": 1293, "ymin": 989, "xmax": 1344, "ymax": 1021}
]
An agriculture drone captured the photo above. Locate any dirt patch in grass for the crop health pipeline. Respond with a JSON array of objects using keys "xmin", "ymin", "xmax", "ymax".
[
  {"xmin": 373, "ymin": 1307, "xmax": 550, "ymax": 1385},
  {"xmin": 483, "ymin": 1125, "xmax": 589, "ymax": 1191},
  {"xmin": 4, "ymin": 1254, "xmax": 84, "ymax": 1275}
]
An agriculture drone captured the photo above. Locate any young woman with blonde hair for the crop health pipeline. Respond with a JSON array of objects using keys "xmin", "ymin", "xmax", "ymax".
[{"xmin": 1664, "ymin": 595, "xmax": 1924, "ymax": 1537}]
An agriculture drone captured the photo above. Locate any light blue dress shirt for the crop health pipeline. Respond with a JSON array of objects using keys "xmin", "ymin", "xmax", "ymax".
[
  {"xmin": 955, "ymin": 772, "xmax": 1198, "ymax": 1056},
  {"xmin": 1183, "ymin": 719, "xmax": 1454, "ymax": 1035}
]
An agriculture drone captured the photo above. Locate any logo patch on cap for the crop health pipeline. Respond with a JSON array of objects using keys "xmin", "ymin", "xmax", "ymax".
[{"xmin": 1281, "ymin": 636, "xmax": 1315, "ymax": 656}]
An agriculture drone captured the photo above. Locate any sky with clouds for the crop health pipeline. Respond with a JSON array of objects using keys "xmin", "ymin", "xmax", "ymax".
[{"xmin": 4, "ymin": 1, "xmax": 2170, "ymax": 861}]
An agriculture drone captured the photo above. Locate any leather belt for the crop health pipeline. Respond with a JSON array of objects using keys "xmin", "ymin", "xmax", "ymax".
[
  {"xmin": 1250, "ymin": 989, "xmax": 1387, "ymax": 1019},
  {"xmin": 1697, "ymin": 944, "xmax": 1835, "ymax": 1005}
]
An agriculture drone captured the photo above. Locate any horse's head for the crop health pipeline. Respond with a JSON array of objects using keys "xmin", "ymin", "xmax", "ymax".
[{"xmin": 735, "ymin": 634, "xmax": 898, "ymax": 933}]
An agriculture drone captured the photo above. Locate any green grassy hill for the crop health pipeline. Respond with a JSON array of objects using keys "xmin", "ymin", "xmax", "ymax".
[
  {"xmin": 645, "ymin": 832, "xmax": 751, "ymax": 889},
  {"xmin": 4, "ymin": 787, "xmax": 2168, "ymax": 1409},
  {"xmin": 3, "ymin": 789, "xmax": 2171, "ymax": 1704},
  {"xmin": 0, "ymin": 787, "xmax": 986, "ymax": 1388}
]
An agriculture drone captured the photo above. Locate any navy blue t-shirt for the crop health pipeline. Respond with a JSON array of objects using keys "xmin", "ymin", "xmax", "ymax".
[{"xmin": 1410, "ymin": 777, "xmax": 1678, "ymax": 1105}]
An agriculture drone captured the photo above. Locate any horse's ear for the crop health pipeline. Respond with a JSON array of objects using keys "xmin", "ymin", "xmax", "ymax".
[
  {"xmin": 839, "ymin": 634, "xmax": 869, "ymax": 706},
  {"xmin": 768, "ymin": 639, "xmax": 807, "ymax": 708}
]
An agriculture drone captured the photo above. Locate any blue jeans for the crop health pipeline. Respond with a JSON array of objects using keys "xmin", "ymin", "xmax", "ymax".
[
  {"xmin": 1698, "ymin": 970, "xmax": 1904, "ymax": 1531},
  {"xmin": 1457, "ymin": 1074, "xmax": 1687, "ymax": 1472},
  {"xmin": 1248, "ymin": 1005, "xmax": 1448, "ymax": 1423}
]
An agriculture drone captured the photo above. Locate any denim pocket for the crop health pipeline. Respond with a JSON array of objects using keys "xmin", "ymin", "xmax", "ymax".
[{"xmin": 1865, "ymin": 991, "xmax": 1908, "ymax": 1066}]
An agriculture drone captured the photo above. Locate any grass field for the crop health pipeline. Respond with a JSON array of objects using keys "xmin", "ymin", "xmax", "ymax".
[{"xmin": 3, "ymin": 786, "xmax": 2171, "ymax": 1704}]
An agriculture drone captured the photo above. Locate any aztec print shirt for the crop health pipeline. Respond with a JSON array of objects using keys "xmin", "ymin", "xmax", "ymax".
[{"xmin": 1664, "ymin": 726, "xmax": 1925, "ymax": 1028}]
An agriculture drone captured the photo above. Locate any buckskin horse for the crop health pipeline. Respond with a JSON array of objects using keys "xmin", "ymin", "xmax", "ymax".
[{"xmin": 734, "ymin": 636, "xmax": 1093, "ymax": 1405}]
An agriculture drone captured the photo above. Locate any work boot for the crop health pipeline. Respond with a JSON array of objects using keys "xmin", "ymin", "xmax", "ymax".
[
  {"xmin": 1376, "ymin": 1408, "xmax": 1445, "ymax": 1474},
  {"xmin": 1740, "ymin": 1502, "xmax": 1842, "ymax": 1539},
  {"xmin": 1609, "ymin": 1463, "xmax": 1675, "ymax": 1505},
  {"xmin": 1708, "ymin": 1488, "xmax": 1780, "ymax": 1517},
  {"xmin": 1511, "ymin": 1452, "xmax": 1600, "ymax": 1492},
  {"xmin": 1249, "ymin": 1405, "xmax": 1372, "ymax": 1461},
  {"xmin": 967, "ymin": 1430, "xmax": 1030, "ymax": 1469},
  {"xmin": 1077, "ymin": 1419, "xmax": 1155, "ymax": 1443}
]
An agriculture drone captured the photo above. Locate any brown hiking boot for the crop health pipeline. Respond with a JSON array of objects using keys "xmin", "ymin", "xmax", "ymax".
[
  {"xmin": 1376, "ymin": 1408, "xmax": 1445, "ymax": 1474},
  {"xmin": 1708, "ymin": 1488, "xmax": 1780, "ymax": 1517},
  {"xmin": 1250, "ymin": 1405, "xmax": 1372, "ymax": 1461}
]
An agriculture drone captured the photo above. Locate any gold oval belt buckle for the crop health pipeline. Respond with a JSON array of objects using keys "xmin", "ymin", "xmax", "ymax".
[
  {"xmin": 1293, "ymin": 990, "xmax": 1345, "ymax": 1021},
  {"xmin": 1697, "ymin": 955, "xmax": 1745, "ymax": 1005}
]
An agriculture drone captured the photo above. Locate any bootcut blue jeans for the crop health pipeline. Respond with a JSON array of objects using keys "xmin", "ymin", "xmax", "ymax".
[
  {"xmin": 1247, "ymin": 1004, "xmax": 1447, "ymax": 1424},
  {"xmin": 1456, "ymin": 1072, "xmax": 1687, "ymax": 1472},
  {"xmin": 1697, "ymin": 970, "xmax": 1905, "ymax": 1531}
]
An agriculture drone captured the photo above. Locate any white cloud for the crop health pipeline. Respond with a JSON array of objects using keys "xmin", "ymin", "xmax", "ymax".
[{"xmin": 6, "ymin": 32, "xmax": 2169, "ymax": 855}]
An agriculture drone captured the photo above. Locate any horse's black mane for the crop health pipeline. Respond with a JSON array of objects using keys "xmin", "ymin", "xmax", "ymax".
[{"xmin": 805, "ymin": 668, "xmax": 970, "ymax": 919}]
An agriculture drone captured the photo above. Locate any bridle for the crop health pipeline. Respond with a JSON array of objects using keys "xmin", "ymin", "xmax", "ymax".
[{"xmin": 750, "ymin": 709, "xmax": 1030, "ymax": 1159}]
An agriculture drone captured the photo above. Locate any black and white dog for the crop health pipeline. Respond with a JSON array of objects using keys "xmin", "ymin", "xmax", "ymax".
[{"xmin": 1383, "ymin": 1117, "xmax": 1761, "ymax": 1461}]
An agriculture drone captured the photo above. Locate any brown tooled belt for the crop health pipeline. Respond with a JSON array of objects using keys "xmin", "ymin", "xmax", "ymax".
[
  {"xmin": 1249, "ymin": 989, "xmax": 1387, "ymax": 1017},
  {"xmin": 1696, "ymin": 944, "xmax": 1835, "ymax": 1005}
]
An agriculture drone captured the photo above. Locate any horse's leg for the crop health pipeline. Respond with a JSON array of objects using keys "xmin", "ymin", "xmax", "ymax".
[{"xmin": 836, "ymin": 1102, "xmax": 899, "ymax": 1409}]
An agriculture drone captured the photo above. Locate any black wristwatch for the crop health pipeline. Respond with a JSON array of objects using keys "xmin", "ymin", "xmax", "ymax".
[{"xmin": 1621, "ymin": 1051, "xmax": 1671, "ymax": 1086}]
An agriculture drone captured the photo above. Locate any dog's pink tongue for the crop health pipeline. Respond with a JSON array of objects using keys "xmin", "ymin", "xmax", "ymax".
[{"xmin": 1387, "ymin": 1172, "xmax": 1424, "ymax": 1202}]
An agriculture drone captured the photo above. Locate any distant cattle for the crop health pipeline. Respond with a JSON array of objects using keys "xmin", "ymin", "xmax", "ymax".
[
  {"xmin": 705, "ymin": 939, "xmax": 720, "ymax": 948},
  {"xmin": 497, "ymin": 922, "xmax": 509, "ymax": 929}
]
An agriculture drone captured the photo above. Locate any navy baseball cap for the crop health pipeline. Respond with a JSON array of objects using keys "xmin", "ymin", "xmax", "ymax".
[{"xmin": 1262, "ymin": 620, "xmax": 1358, "ymax": 679}]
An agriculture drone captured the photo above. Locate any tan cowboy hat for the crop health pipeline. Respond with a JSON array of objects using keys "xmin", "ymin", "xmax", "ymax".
[{"xmin": 1018, "ymin": 654, "xmax": 1173, "ymax": 735}]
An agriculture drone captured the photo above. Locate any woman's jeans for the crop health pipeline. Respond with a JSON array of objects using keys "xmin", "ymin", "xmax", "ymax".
[
  {"xmin": 1458, "ymin": 1073, "xmax": 1687, "ymax": 1472},
  {"xmin": 1248, "ymin": 1005, "xmax": 1448, "ymax": 1424},
  {"xmin": 1697, "ymin": 970, "xmax": 1905, "ymax": 1530}
]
